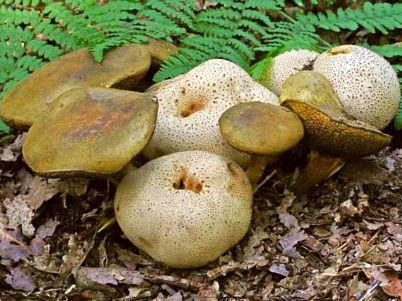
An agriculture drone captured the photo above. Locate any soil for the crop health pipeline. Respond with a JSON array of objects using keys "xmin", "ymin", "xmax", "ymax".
[{"xmin": 0, "ymin": 132, "xmax": 401, "ymax": 301}]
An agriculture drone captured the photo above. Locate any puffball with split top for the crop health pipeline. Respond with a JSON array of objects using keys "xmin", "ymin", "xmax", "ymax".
[
  {"xmin": 114, "ymin": 151, "xmax": 253, "ymax": 269},
  {"xmin": 143, "ymin": 59, "xmax": 279, "ymax": 168},
  {"xmin": 313, "ymin": 45, "xmax": 400, "ymax": 129}
]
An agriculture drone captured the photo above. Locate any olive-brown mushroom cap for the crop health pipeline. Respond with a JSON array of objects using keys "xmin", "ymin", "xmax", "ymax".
[
  {"xmin": 143, "ymin": 59, "xmax": 279, "ymax": 167},
  {"xmin": 313, "ymin": 45, "xmax": 400, "ymax": 129},
  {"xmin": 114, "ymin": 150, "xmax": 253, "ymax": 269},
  {"xmin": 219, "ymin": 102, "xmax": 304, "ymax": 155},
  {"xmin": 280, "ymin": 71, "xmax": 391, "ymax": 159},
  {"xmin": 0, "ymin": 44, "xmax": 152, "ymax": 127},
  {"xmin": 23, "ymin": 87, "xmax": 158, "ymax": 177},
  {"xmin": 262, "ymin": 49, "xmax": 319, "ymax": 95},
  {"xmin": 146, "ymin": 39, "xmax": 178, "ymax": 65}
]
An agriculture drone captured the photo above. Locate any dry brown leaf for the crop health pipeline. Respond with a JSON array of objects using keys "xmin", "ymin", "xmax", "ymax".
[
  {"xmin": 0, "ymin": 134, "xmax": 26, "ymax": 162},
  {"xmin": 280, "ymin": 229, "xmax": 306, "ymax": 258},
  {"xmin": 5, "ymin": 266, "xmax": 36, "ymax": 292},
  {"xmin": 4, "ymin": 196, "xmax": 35, "ymax": 236},
  {"xmin": 79, "ymin": 265, "xmax": 145, "ymax": 286}
]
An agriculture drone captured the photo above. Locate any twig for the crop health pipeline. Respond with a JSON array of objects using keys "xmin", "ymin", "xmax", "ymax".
[
  {"xmin": 253, "ymin": 170, "xmax": 277, "ymax": 194},
  {"xmin": 357, "ymin": 280, "xmax": 381, "ymax": 301}
]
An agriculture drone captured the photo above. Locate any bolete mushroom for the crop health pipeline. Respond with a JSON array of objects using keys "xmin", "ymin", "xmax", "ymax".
[
  {"xmin": 219, "ymin": 102, "xmax": 304, "ymax": 186},
  {"xmin": 114, "ymin": 150, "xmax": 253, "ymax": 269},
  {"xmin": 143, "ymin": 59, "xmax": 279, "ymax": 168},
  {"xmin": 0, "ymin": 40, "xmax": 176, "ymax": 128},
  {"xmin": 280, "ymin": 71, "xmax": 391, "ymax": 195},
  {"xmin": 313, "ymin": 45, "xmax": 400, "ymax": 129},
  {"xmin": 261, "ymin": 49, "xmax": 319, "ymax": 95},
  {"xmin": 23, "ymin": 87, "xmax": 158, "ymax": 177}
]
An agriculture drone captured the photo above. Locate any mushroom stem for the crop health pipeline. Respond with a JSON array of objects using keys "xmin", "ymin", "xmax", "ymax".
[
  {"xmin": 246, "ymin": 155, "xmax": 278, "ymax": 187},
  {"xmin": 290, "ymin": 150, "xmax": 345, "ymax": 195}
]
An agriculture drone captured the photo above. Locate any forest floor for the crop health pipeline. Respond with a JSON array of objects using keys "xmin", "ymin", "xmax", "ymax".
[{"xmin": 0, "ymin": 132, "xmax": 401, "ymax": 301}]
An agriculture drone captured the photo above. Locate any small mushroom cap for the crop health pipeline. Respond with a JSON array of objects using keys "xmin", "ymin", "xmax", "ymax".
[
  {"xmin": 313, "ymin": 45, "xmax": 400, "ymax": 129},
  {"xmin": 262, "ymin": 49, "xmax": 319, "ymax": 95},
  {"xmin": 0, "ymin": 44, "xmax": 152, "ymax": 127},
  {"xmin": 280, "ymin": 71, "xmax": 391, "ymax": 158},
  {"xmin": 219, "ymin": 102, "xmax": 304, "ymax": 155},
  {"xmin": 280, "ymin": 70, "xmax": 343, "ymax": 115},
  {"xmin": 146, "ymin": 38, "xmax": 178, "ymax": 65},
  {"xmin": 23, "ymin": 87, "xmax": 158, "ymax": 177},
  {"xmin": 143, "ymin": 59, "xmax": 279, "ymax": 167},
  {"xmin": 114, "ymin": 150, "xmax": 253, "ymax": 269}
]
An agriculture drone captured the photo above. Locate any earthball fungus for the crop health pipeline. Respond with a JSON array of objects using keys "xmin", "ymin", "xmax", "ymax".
[
  {"xmin": 23, "ymin": 87, "xmax": 158, "ymax": 177},
  {"xmin": 143, "ymin": 59, "xmax": 279, "ymax": 168},
  {"xmin": 262, "ymin": 49, "xmax": 319, "ymax": 95},
  {"xmin": 313, "ymin": 45, "xmax": 400, "ymax": 129},
  {"xmin": 114, "ymin": 150, "xmax": 253, "ymax": 269},
  {"xmin": 280, "ymin": 71, "xmax": 391, "ymax": 194},
  {"xmin": 219, "ymin": 102, "xmax": 304, "ymax": 186}
]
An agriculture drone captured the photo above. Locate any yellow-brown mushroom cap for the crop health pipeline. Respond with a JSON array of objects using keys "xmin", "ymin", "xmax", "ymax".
[
  {"xmin": 219, "ymin": 102, "xmax": 304, "ymax": 155},
  {"xmin": 23, "ymin": 87, "xmax": 158, "ymax": 177},
  {"xmin": 0, "ymin": 43, "xmax": 152, "ymax": 127},
  {"xmin": 280, "ymin": 71, "xmax": 391, "ymax": 159},
  {"xmin": 114, "ymin": 150, "xmax": 253, "ymax": 269}
]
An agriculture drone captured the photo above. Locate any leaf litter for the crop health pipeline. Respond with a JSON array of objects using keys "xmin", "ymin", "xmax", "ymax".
[{"xmin": 0, "ymin": 134, "xmax": 401, "ymax": 300}]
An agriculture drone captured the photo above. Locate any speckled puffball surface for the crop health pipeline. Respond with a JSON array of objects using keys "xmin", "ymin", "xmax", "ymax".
[
  {"xmin": 114, "ymin": 151, "xmax": 253, "ymax": 269},
  {"xmin": 263, "ymin": 50, "xmax": 319, "ymax": 95},
  {"xmin": 143, "ymin": 59, "xmax": 279, "ymax": 168},
  {"xmin": 313, "ymin": 45, "xmax": 400, "ymax": 129}
]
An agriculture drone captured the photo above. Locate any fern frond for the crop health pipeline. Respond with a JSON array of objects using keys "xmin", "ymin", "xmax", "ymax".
[
  {"xmin": 366, "ymin": 44, "xmax": 402, "ymax": 59},
  {"xmin": 297, "ymin": 2, "xmax": 402, "ymax": 34}
]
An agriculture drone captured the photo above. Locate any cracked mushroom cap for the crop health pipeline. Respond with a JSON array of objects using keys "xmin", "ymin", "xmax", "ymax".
[
  {"xmin": 281, "ymin": 71, "xmax": 391, "ymax": 159},
  {"xmin": 313, "ymin": 45, "xmax": 400, "ymax": 129},
  {"xmin": 0, "ymin": 43, "xmax": 153, "ymax": 128},
  {"xmin": 143, "ymin": 59, "xmax": 279, "ymax": 167},
  {"xmin": 23, "ymin": 87, "xmax": 158, "ymax": 177},
  {"xmin": 114, "ymin": 150, "xmax": 253, "ymax": 269},
  {"xmin": 219, "ymin": 102, "xmax": 304, "ymax": 155},
  {"xmin": 262, "ymin": 49, "xmax": 319, "ymax": 95}
]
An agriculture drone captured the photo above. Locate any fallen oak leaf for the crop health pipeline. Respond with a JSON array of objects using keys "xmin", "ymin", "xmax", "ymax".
[{"xmin": 364, "ymin": 267, "xmax": 402, "ymax": 300}]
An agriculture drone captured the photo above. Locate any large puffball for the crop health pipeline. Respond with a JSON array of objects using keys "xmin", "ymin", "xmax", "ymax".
[
  {"xmin": 114, "ymin": 151, "xmax": 253, "ymax": 269},
  {"xmin": 143, "ymin": 59, "xmax": 279, "ymax": 168},
  {"xmin": 263, "ymin": 49, "xmax": 319, "ymax": 95},
  {"xmin": 313, "ymin": 45, "xmax": 400, "ymax": 129}
]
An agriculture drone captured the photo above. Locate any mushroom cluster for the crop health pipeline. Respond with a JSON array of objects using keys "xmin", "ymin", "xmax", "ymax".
[{"xmin": 0, "ymin": 43, "xmax": 399, "ymax": 269}]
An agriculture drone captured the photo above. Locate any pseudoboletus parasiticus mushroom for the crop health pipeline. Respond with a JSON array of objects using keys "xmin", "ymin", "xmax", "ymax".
[
  {"xmin": 143, "ymin": 59, "xmax": 279, "ymax": 168},
  {"xmin": 114, "ymin": 150, "xmax": 253, "ymax": 269},
  {"xmin": 219, "ymin": 101, "xmax": 304, "ymax": 187},
  {"xmin": 280, "ymin": 71, "xmax": 391, "ymax": 195},
  {"xmin": 261, "ymin": 49, "xmax": 319, "ymax": 95},
  {"xmin": 0, "ymin": 40, "xmax": 176, "ymax": 128},
  {"xmin": 23, "ymin": 87, "xmax": 158, "ymax": 177}
]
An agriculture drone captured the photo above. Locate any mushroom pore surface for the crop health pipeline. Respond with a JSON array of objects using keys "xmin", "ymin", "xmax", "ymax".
[
  {"xmin": 114, "ymin": 150, "xmax": 253, "ymax": 269},
  {"xmin": 143, "ymin": 59, "xmax": 279, "ymax": 168},
  {"xmin": 313, "ymin": 45, "xmax": 400, "ymax": 129}
]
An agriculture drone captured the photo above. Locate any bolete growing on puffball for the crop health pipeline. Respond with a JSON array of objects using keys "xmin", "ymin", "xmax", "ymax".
[
  {"xmin": 23, "ymin": 87, "xmax": 158, "ymax": 177},
  {"xmin": 143, "ymin": 59, "xmax": 279, "ymax": 168},
  {"xmin": 114, "ymin": 151, "xmax": 253, "ymax": 269},
  {"xmin": 261, "ymin": 49, "xmax": 319, "ymax": 95},
  {"xmin": 219, "ymin": 102, "xmax": 304, "ymax": 187},
  {"xmin": 0, "ymin": 40, "xmax": 176, "ymax": 128},
  {"xmin": 280, "ymin": 71, "xmax": 391, "ymax": 195}
]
